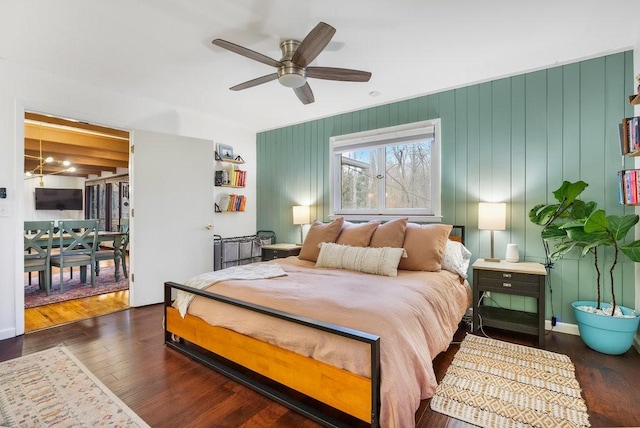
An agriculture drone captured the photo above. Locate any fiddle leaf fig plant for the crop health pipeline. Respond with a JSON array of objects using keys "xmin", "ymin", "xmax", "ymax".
[{"xmin": 529, "ymin": 180, "xmax": 640, "ymax": 315}]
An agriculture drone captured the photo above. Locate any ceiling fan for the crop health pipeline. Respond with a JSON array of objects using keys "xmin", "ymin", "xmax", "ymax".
[{"xmin": 211, "ymin": 22, "xmax": 372, "ymax": 105}]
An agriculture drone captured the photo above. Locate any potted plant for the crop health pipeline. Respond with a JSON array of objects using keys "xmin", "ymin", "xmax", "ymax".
[{"xmin": 529, "ymin": 180, "xmax": 640, "ymax": 355}]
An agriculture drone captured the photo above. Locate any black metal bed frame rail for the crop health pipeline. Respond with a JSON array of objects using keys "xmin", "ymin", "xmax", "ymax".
[{"xmin": 164, "ymin": 281, "xmax": 381, "ymax": 428}]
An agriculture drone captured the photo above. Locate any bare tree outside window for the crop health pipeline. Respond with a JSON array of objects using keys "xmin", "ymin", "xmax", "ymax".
[
  {"xmin": 331, "ymin": 119, "xmax": 441, "ymax": 218},
  {"xmin": 385, "ymin": 141, "xmax": 431, "ymax": 209},
  {"xmin": 340, "ymin": 150, "xmax": 377, "ymax": 209}
]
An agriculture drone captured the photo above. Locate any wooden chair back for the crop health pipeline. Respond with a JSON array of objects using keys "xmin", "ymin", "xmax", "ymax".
[
  {"xmin": 57, "ymin": 220, "xmax": 99, "ymax": 257},
  {"xmin": 24, "ymin": 220, "xmax": 54, "ymax": 260},
  {"xmin": 53, "ymin": 219, "xmax": 99, "ymax": 288},
  {"xmin": 24, "ymin": 220, "xmax": 55, "ymax": 295}
]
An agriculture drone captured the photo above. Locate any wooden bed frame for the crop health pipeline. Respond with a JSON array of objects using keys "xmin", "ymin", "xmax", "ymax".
[{"xmin": 164, "ymin": 226, "xmax": 465, "ymax": 427}]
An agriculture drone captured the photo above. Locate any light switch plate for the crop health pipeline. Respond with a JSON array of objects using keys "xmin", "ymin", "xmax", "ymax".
[{"xmin": 0, "ymin": 201, "xmax": 10, "ymax": 217}]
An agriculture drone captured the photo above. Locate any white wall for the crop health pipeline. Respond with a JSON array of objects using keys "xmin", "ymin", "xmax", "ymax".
[
  {"xmin": 23, "ymin": 176, "xmax": 85, "ymax": 221},
  {"xmin": 0, "ymin": 59, "xmax": 257, "ymax": 339}
]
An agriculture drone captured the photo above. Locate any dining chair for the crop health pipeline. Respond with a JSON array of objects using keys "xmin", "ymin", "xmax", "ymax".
[
  {"xmin": 24, "ymin": 220, "xmax": 55, "ymax": 296},
  {"xmin": 50, "ymin": 219, "xmax": 99, "ymax": 290},
  {"xmin": 95, "ymin": 224, "xmax": 130, "ymax": 280}
]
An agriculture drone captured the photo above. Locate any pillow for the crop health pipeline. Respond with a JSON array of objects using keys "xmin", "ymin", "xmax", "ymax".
[
  {"xmin": 298, "ymin": 217, "xmax": 345, "ymax": 262},
  {"xmin": 369, "ymin": 217, "xmax": 408, "ymax": 248},
  {"xmin": 336, "ymin": 221, "xmax": 380, "ymax": 247},
  {"xmin": 315, "ymin": 242, "xmax": 406, "ymax": 277},
  {"xmin": 441, "ymin": 239, "xmax": 472, "ymax": 279},
  {"xmin": 398, "ymin": 223, "xmax": 453, "ymax": 271}
]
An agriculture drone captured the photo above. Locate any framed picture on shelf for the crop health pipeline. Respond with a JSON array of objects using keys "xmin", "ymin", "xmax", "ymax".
[{"xmin": 217, "ymin": 143, "xmax": 234, "ymax": 160}]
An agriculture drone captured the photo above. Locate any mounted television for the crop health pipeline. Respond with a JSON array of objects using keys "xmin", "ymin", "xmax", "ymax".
[{"xmin": 35, "ymin": 188, "xmax": 83, "ymax": 211}]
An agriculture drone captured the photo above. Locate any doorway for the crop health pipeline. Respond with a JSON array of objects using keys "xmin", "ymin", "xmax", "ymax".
[{"xmin": 23, "ymin": 111, "xmax": 130, "ymax": 330}]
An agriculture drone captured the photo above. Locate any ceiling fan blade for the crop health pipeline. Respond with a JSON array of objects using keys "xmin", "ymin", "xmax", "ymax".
[
  {"xmin": 230, "ymin": 73, "xmax": 278, "ymax": 91},
  {"xmin": 212, "ymin": 39, "xmax": 283, "ymax": 68},
  {"xmin": 306, "ymin": 67, "xmax": 372, "ymax": 82},
  {"xmin": 294, "ymin": 83, "xmax": 315, "ymax": 105},
  {"xmin": 291, "ymin": 22, "xmax": 336, "ymax": 67}
]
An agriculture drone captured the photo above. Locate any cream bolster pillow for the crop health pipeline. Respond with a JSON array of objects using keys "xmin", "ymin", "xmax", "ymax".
[{"xmin": 315, "ymin": 242, "xmax": 407, "ymax": 277}]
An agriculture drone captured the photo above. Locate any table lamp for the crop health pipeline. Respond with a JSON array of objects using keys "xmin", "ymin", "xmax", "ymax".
[
  {"xmin": 292, "ymin": 205, "xmax": 310, "ymax": 244},
  {"xmin": 478, "ymin": 202, "xmax": 506, "ymax": 262}
]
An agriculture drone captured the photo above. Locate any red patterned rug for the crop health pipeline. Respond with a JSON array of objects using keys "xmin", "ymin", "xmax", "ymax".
[{"xmin": 24, "ymin": 265, "xmax": 129, "ymax": 308}]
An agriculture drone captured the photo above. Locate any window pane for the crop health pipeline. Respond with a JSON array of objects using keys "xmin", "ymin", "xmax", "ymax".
[
  {"xmin": 385, "ymin": 141, "xmax": 431, "ymax": 209},
  {"xmin": 340, "ymin": 149, "xmax": 378, "ymax": 209}
]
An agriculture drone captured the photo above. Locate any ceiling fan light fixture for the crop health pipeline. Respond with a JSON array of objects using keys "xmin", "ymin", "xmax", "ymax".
[{"xmin": 277, "ymin": 66, "xmax": 306, "ymax": 88}]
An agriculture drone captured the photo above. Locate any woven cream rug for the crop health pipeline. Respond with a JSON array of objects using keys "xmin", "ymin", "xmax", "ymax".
[
  {"xmin": 430, "ymin": 334, "xmax": 590, "ymax": 427},
  {"xmin": 0, "ymin": 346, "xmax": 148, "ymax": 427}
]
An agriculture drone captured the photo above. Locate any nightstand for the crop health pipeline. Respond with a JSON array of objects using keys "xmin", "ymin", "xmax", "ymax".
[
  {"xmin": 261, "ymin": 243, "xmax": 301, "ymax": 261},
  {"xmin": 472, "ymin": 259, "xmax": 547, "ymax": 347}
]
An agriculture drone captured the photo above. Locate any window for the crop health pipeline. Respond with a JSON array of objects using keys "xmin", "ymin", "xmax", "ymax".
[{"xmin": 330, "ymin": 119, "xmax": 441, "ymax": 220}]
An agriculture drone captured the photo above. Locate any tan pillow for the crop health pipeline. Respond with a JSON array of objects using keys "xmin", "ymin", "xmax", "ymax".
[
  {"xmin": 369, "ymin": 217, "xmax": 408, "ymax": 248},
  {"xmin": 315, "ymin": 242, "xmax": 406, "ymax": 277},
  {"xmin": 398, "ymin": 223, "xmax": 453, "ymax": 271},
  {"xmin": 336, "ymin": 221, "xmax": 380, "ymax": 247},
  {"xmin": 298, "ymin": 217, "xmax": 345, "ymax": 262}
]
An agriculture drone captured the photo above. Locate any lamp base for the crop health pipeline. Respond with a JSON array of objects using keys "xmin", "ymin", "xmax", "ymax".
[{"xmin": 483, "ymin": 257, "xmax": 500, "ymax": 263}]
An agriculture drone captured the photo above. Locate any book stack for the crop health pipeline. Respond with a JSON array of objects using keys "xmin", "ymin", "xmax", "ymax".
[
  {"xmin": 619, "ymin": 116, "xmax": 640, "ymax": 155},
  {"xmin": 218, "ymin": 193, "xmax": 247, "ymax": 212},
  {"xmin": 617, "ymin": 169, "xmax": 640, "ymax": 205},
  {"xmin": 215, "ymin": 167, "xmax": 247, "ymax": 187}
]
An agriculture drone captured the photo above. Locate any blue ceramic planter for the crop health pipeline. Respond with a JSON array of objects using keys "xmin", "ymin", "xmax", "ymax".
[{"xmin": 572, "ymin": 301, "xmax": 640, "ymax": 355}]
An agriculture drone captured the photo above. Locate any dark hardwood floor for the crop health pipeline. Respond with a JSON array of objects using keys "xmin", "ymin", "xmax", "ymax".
[{"xmin": 1, "ymin": 305, "xmax": 639, "ymax": 427}]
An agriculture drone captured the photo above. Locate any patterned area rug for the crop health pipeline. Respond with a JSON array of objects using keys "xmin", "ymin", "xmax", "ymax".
[
  {"xmin": 430, "ymin": 334, "xmax": 590, "ymax": 428},
  {"xmin": 25, "ymin": 265, "xmax": 128, "ymax": 308},
  {"xmin": 0, "ymin": 346, "xmax": 148, "ymax": 427}
]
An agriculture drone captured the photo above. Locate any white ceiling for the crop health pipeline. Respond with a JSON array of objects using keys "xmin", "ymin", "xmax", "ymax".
[{"xmin": 1, "ymin": 0, "xmax": 639, "ymax": 133}]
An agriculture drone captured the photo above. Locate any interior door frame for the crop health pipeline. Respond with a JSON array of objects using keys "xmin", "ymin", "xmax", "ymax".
[{"xmin": 14, "ymin": 101, "xmax": 133, "ymax": 336}]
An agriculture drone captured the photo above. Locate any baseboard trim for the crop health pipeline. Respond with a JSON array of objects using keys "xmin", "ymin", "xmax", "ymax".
[
  {"xmin": 545, "ymin": 321, "xmax": 640, "ymax": 355},
  {"xmin": 0, "ymin": 327, "xmax": 17, "ymax": 341},
  {"xmin": 545, "ymin": 320, "xmax": 579, "ymax": 336}
]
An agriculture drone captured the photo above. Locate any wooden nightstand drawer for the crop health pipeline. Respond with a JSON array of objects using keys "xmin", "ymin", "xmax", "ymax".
[{"xmin": 476, "ymin": 270, "xmax": 540, "ymax": 294}]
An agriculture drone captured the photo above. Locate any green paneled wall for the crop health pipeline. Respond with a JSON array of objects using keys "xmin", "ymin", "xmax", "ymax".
[{"xmin": 257, "ymin": 51, "xmax": 635, "ymax": 324}]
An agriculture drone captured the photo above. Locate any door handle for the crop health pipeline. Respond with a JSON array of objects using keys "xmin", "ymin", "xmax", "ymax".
[{"xmin": 206, "ymin": 224, "xmax": 213, "ymax": 230}]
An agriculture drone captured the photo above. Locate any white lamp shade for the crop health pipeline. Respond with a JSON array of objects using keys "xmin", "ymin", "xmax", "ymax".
[
  {"xmin": 478, "ymin": 202, "xmax": 506, "ymax": 231},
  {"xmin": 292, "ymin": 205, "xmax": 310, "ymax": 225}
]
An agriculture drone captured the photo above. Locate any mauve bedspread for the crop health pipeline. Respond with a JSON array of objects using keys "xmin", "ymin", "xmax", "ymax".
[{"xmin": 183, "ymin": 257, "xmax": 472, "ymax": 428}]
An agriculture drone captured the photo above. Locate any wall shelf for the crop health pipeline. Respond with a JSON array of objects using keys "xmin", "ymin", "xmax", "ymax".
[{"xmin": 215, "ymin": 151, "xmax": 245, "ymax": 164}]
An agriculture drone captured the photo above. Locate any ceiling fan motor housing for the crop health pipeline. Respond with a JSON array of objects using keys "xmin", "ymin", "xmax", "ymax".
[{"xmin": 277, "ymin": 40, "xmax": 307, "ymax": 88}]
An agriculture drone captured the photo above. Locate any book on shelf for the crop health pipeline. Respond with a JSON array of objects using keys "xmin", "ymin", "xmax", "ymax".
[
  {"xmin": 619, "ymin": 116, "xmax": 640, "ymax": 155},
  {"xmin": 618, "ymin": 169, "xmax": 640, "ymax": 204},
  {"xmin": 215, "ymin": 166, "xmax": 247, "ymax": 187},
  {"xmin": 217, "ymin": 193, "xmax": 247, "ymax": 212},
  {"xmin": 218, "ymin": 193, "xmax": 231, "ymax": 211}
]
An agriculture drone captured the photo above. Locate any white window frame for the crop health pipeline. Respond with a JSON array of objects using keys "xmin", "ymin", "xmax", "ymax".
[{"xmin": 329, "ymin": 119, "xmax": 442, "ymax": 222}]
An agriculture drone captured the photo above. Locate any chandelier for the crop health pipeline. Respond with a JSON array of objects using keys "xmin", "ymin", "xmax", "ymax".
[{"xmin": 24, "ymin": 123, "xmax": 76, "ymax": 186}]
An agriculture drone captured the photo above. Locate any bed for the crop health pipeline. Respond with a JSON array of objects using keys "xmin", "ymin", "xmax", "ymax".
[{"xmin": 164, "ymin": 219, "xmax": 472, "ymax": 427}]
